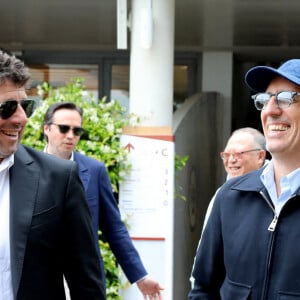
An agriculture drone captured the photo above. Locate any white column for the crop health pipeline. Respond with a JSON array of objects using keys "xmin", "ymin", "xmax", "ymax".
[
  {"xmin": 129, "ymin": 0, "xmax": 175, "ymax": 127},
  {"xmin": 119, "ymin": 1, "xmax": 175, "ymax": 299},
  {"xmin": 201, "ymin": 0, "xmax": 233, "ymax": 143}
]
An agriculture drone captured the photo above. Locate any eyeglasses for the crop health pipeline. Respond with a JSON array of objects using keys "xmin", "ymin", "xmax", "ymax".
[
  {"xmin": 50, "ymin": 123, "xmax": 85, "ymax": 137},
  {"xmin": 0, "ymin": 99, "xmax": 36, "ymax": 119},
  {"xmin": 220, "ymin": 148, "xmax": 261, "ymax": 161},
  {"xmin": 251, "ymin": 91, "xmax": 300, "ymax": 111}
]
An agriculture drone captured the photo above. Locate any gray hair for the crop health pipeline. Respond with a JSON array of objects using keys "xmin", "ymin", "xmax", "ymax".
[{"xmin": 230, "ymin": 127, "xmax": 266, "ymax": 151}]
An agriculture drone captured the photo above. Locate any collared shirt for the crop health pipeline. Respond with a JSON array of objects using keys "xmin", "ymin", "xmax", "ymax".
[
  {"xmin": 0, "ymin": 155, "xmax": 14, "ymax": 300},
  {"xmin": 261, "ymin": 161, "xmax": 300, "ymax": 215},
  {"xmin": 43, "ymin": 146, "xmax": 74, "ymax": 161}
]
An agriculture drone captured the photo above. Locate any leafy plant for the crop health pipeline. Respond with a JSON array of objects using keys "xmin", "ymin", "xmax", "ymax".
[
  {"xmin": 99, "ymin": 232, "xmax": 122, "ymax": 300},
  {"xmin": 175, "ymin": 153, "xmax": 189, "ymax": 172},
  {"xmin": 22, "ymin": 78, "xmax": 138, "ymax": 192},
  {"xmin": 174, "ymin": 153, "xmax": 189, "ymax": 201}
]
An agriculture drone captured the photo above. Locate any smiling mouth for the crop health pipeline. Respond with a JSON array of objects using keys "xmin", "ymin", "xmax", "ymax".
[
  {"xmin": 229, "ymin": 166, "xmax": 240, "ymax": 171},
  {"xmin": 268, "ymin": 124, "xmax": 290, "ymax": 131},
  {"xmin": 1, "ymin": 129, "xmax": 19, "ymax": 137}
]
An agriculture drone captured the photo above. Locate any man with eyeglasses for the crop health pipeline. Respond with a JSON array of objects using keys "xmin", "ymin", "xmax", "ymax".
[
  {"xmin": 189, "ymin": 127, "xmax": 268, "ymax": 290},
  {"xmin": 43, "ymin": 102, "xmax": 164, "ymax": 300},
  {"xmin": 200, "ymin": 127, "xmax": 267, "ymax": 230},
  {"xmin": 189, "ymin": 58, "xmax": 300, "ymax": 299},
  {"xmin": 0, "ymin": 51, "xmax": 106, "ymax": 300},
  {"xmin": 220, "ymin": 127, "xmax": 267, "ymax": 179}
]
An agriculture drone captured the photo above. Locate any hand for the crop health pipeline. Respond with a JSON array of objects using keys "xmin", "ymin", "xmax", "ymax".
[{"xmin": 137, "ymin": 277, "xmax": 164, "ymax": 300}]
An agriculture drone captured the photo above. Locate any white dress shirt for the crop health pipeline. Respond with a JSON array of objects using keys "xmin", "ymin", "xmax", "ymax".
[{"xmin": 0, "ymin": 155, "xmax": 14, "ymax": 300}]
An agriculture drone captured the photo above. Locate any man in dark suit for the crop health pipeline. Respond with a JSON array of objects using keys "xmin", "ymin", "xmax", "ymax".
[
  {"xmin": 43, "ymin": 102, "xmax": 163, "ymax": 299},
  {"xmin": 0, "ymin": 51, "xmax": 106, "ymax": 300}
]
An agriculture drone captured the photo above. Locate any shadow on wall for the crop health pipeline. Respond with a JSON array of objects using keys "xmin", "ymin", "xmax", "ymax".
[{"xmin": 172, "ymin": 92, "xmax": 224, "ymax": 300}]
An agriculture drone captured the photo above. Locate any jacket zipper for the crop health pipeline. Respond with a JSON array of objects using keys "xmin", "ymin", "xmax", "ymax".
[
  {"xmin": 259, "ymin": 191, "xmax": 296, "ymax": 299},
  {"xmin": 259, "ymin": 191, "xmax": 278, "ymax": 231},
  {"xmin": 268, "ymin": 215, "xmax": 278, "ymax": 231},
  {"xmin": 259, "ymin": 190, "xmax": 276, "ymax": 300}
]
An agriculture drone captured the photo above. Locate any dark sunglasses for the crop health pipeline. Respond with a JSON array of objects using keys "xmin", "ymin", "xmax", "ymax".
[
  {"xmin": 0, "ymin": 99, "xmax": 36, "ymax": 119},
  {"xmin": 51, "ymin": 123, "xmax": 85, "ymax": 136}
]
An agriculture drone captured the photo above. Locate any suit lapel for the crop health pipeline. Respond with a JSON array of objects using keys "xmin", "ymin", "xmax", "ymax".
[
  {"xmin": 74, "ymin": 153, "xmax": 90, "ymax": 192},
  {"xmin": 9, "ymin": 146, "xmax": 40, "ymax": 297}
]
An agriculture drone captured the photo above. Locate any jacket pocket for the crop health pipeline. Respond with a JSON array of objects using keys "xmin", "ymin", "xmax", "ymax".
[
  {"xmin": 31, "ymin": 205, "xmax": 57, "ymax": 228},
  {"xmin": 220, "ymin": 277, "xmax": 251, "ymax": 300},
  {"xmin": 278, "ymin": 291, "xmax": 300, "ymax": 299}
]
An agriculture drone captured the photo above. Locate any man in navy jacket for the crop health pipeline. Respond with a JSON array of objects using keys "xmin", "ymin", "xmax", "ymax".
[
  {"xmin": 189, "ymin": 58, "xmax": 300, "ymax": 299},
  {"xmin": 43, "ymin": 101, "xmax": 163, "ymax": 299}
]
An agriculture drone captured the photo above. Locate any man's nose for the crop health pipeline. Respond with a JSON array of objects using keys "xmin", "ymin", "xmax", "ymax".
[
  {"xmin": 66, "ymin": 129, "xmax": 75, "ymax": 137},
  {"xmin": 228, "ymin": 153, "xmax": 237, "ymax": 161},
  {"xmin": 263, "ymin": 96, "xmax": 281, "ymax": 113}
]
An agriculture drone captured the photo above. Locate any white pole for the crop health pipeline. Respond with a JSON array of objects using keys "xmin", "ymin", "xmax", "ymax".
[{"xmin": 129, "ymin": 0, "xmax": 175, "ymax": 127}]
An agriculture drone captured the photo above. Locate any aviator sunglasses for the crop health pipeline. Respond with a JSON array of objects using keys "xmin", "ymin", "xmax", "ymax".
[
  {"xmin": 0, "ymin": 99, "xmax": 36, "ymax": 119},
  {"xmin": 51, "ymin": 123, "xmax": 85, "ymax": 137}
]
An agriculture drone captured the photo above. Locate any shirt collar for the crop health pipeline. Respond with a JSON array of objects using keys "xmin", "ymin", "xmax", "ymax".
[
  {"xmin": 261, "ymin": 160, "xmax": 300, "ymax": 194},
  {"xmin": 0, "ymin": 154, "xmax": 14, "ymax": 172},
  {"xmin": 44, "ymin": 145, "xmax": 74, "ymax": 161}
]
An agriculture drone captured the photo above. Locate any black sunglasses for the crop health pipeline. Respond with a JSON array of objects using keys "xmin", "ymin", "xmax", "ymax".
[
  {"xmin": 51, "ymin": 123, "xmax": 85, "ymax": 137},
  {"xmin": 0, "ymin": 99, "xmax": 36, "ymax": 119}
]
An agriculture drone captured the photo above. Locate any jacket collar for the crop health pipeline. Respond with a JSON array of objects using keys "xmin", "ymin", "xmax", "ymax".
[
  {"xmin": 229, "ymin": 167, "xmax": 300, "ymax": 196},
  {"xmin": 230, "ymin": 169, "xmax": 265, "ymax": 192},
  {"xmin": 10, "ymin": 145, "xmax": 40, "ymax": 297},
  {"xmin": 73, "ymin": 152, "xmax": 90, "ymax": 191}
]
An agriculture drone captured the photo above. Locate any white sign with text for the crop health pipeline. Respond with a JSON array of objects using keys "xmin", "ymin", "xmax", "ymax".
[{"xmin": 119, "ymin": 134, "xmax": 174, "ymax": 300}]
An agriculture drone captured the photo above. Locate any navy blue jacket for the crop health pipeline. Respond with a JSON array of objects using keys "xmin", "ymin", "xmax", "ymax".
[
  {"xmin": 74, "ymin": 152, "xmax": 147, "ymax": 284},
  {"xmin": 189, "ymin": 168, "xmax": 300, "ymax": 299}
]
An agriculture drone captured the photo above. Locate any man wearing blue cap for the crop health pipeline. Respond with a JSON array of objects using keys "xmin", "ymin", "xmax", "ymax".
[{"xmin": 188, "ymin": 59, "xmax": 300, "ymax": 299}]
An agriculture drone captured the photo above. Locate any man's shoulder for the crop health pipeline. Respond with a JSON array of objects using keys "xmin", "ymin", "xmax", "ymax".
[
  {"xmin": 17, "ymin": 144, "xmax": 75, "ymax": 169},
  {"xmin": 221, "ymin": 168, "xmax": 264, "ymax": 193},
  {"xmin": 74, "ymin": 152, "xmax": 105, "ymax": 167}
]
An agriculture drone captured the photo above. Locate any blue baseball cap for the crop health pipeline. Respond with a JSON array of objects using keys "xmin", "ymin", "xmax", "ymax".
[{"xmin": 245, "ymin": 59, "xmax": 300, "ymax": 92}]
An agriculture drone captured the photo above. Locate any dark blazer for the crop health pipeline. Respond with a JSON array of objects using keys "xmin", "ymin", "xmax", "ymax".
[
  {"xmin": 11, "ymin": 145, "xmax": 106, "ymax": 300},
  {"xmin": 74, "ymin": 152, "xmax": 147, "ymax": 284}
]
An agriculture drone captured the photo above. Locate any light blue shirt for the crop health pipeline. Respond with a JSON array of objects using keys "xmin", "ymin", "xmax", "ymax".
[{"xmin": 260, "ymin": 161, "xmax": 300, "ymax": 215}]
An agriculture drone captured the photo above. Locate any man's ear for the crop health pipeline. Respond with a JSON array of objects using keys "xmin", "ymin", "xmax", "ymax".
[
  {"xmin": 259, "ymin": 150, "xmax": 267, "ymax": 166},
  {"xmin": 43, "ymin": 124, "xmax": 50, "ymax": 137}
]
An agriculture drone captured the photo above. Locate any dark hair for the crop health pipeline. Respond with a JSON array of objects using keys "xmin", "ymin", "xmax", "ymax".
[
  {"xmin": 43, "ymin": 102, "xmax": 83, "ymax": 142},
  {"xmin": 0, "ymin": 50, "xmax": 30, "ymax": 87}
]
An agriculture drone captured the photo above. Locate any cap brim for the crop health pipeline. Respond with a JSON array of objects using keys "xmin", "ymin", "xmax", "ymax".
[{"xmin": 245, "ymin": 65, "xmax": 300, "ymax": 93}]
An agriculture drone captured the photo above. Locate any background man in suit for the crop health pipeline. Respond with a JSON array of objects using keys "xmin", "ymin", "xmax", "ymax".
[
  {"xmin": 43, "ymin": 101, "xmax": 163, "ymax": 300},
  {"xmin": 0, "ymin": 52, "xmax": 106, "ymax": 299}
]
